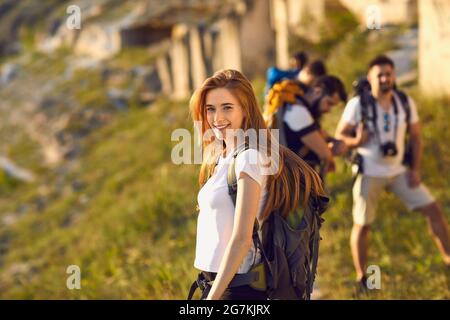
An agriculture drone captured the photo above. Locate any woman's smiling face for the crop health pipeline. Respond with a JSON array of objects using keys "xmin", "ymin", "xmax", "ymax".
[{"xmin": 205, "ymin": 87, "xmax": 245, "ymax": 142}]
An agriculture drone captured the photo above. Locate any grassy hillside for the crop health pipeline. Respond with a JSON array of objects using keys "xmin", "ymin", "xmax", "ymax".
[
  {"xmin": 1, "ymin": 85, "xmax": 448, "ymax": 299},
  {"xmin": 0, "ymin": 99, "xmax": 201, "ymax": 299},
  {"xmin": 0, "ymin": 20, "xmax": 448, "ymax": 299}
]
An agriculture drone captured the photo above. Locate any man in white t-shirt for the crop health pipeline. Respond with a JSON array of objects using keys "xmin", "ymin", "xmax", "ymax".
[{"xmin": 336, "ymin": 55, "xmax": 450, "ymax": 288}]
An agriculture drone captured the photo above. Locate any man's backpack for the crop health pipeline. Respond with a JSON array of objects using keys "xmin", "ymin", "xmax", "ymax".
[
  {"xmin": 264, "ymin": 80, "xmax": 330, "ymax": 176},
  {"xmin": 265, "ymin": 66, "xmax": 301, "ymax": 96},
  {"xmin": 263, "ymin": 79, "xmax": 306, "ymax": 147},
  {"xmin": 227, "ymin": 145, "xmax": 329, "ymax": 300}
]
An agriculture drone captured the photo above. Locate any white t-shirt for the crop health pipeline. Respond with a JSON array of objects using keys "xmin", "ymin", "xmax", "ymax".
[
  {"xmin": 283, "ymin": 103, "xmax": 315, "ymax": 132},
  {"xmin": 282, "ymin": 103, "xmax": 321, "ymax": 165},
  {"xmin": 341, "ymin": 93, "xmax": 419, "ymax": 177},
  {"xmin": 194, "ymin": 148, "xmax": 268, "ymax": 274}
]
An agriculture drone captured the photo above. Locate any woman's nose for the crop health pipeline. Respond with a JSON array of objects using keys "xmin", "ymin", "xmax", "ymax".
[{"xmin": 214, "ymin": 109, "xmax": 224, "ymax": 123}]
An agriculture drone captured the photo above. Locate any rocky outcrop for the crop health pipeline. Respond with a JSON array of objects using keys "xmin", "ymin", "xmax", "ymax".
[
  {"xmin": 0, "ymin": 156, "xmax": 35, "ymax": 182},
  {"xmin": 74, "ymin": 24, "xmax": 121, "ymax": 60},
  {"xmin": 340, "ymin": 0, "xmax": 418, "ymax": 27},
  {"xmin": 419, "ymin": 0, "xmax": 450, "ymax": 96},
  {"xmin": 28, "ymin": 1, "xmax": 277, "ymax": 100},
  {"xmin": 0, "ymin": 63, "xmax": 19, "ymax": 86}
]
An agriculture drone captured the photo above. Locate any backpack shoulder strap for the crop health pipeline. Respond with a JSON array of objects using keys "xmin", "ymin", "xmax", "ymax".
[
  {"xmin": 394, "ymin": 89, "xmax": 411, "ymax": 132},
  {"xmin": 358, "ymin": 92, "xmax": 373, "ymax": 128},
  {"xmin": 227, "ymin": 144, "xmax": 268, "ymax": 272},
  {"xmin": 360, "ymin": 92, "xmax": 381, "ymax": 144},
  {"xmin": 276, "ymin": 105, "xmax": 288, "ymax": 146},
  {"xmin": 227, "ymin": 144, "xmax": 250, "ymax": 207}
]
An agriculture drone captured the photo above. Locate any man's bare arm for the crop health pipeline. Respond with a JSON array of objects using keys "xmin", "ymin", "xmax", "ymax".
[{"xmin": 335, "ymin": 119, "xmax": 369, "ymax": 148}]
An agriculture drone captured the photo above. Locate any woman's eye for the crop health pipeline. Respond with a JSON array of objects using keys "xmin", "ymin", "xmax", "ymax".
[
  {"xmin": 223, "ymin": 106, "xmax": 232, "ymax": 110},
  {"xmin": 206, "ymin": 107, "xmax": 215, "ymax": 112}
]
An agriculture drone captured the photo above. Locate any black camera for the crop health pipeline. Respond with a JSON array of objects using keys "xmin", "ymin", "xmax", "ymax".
[{"xmin": 380, "ymin": 141, "xmax": 398, "ymax": 157}]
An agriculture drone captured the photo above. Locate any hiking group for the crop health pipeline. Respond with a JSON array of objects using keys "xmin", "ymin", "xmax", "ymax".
[{"xmin": 187, "ymin": 52, "xmax": 450, "ymax": 300}]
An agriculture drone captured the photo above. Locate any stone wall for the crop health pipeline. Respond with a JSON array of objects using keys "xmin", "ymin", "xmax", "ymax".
[
  {"xmin": 152, "ymin": 1, "xmax": 276, "ymax": 99},
  {"xmin": 215, "ymin": 16, "xmax": 242, "ymax": 72},
  {"xmin": 39, "ymin": 0, "xmax": 284, "ymax": 100},
  {"xmin": 419, "ymin": 0, "xmax": 450, "ymax": 96},
  {"xmin": 240, "ymin": 0, "xmax": 276, "ymax": 79},
  {"xmin": 271, "ymin": 0, "xmax": 289, "ymax": 69},
  {"xmin": 286, "ymin": 0, "xmax": 325, "ymax": 41},
  {"xmin": 170, "ymin": 24, "xmax": 191, "ymax": 100},
  {"xmin": 29, "ymin": 0, "xmax": 450, "ymax": 100},
  {"xmin": 269, "ymin": 0, "xmax": 330, "ymax": 63},
  {"xmin": 74, "ymin": 24, "xmax": 121, "ymax": 60}
]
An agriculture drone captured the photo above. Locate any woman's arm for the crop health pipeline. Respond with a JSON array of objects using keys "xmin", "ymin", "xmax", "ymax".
[{"xmin": 206, "ymin": 172, "xmax": 261, "ymax": 300}]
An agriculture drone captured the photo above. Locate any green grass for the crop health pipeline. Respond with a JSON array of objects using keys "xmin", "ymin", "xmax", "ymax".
[
  {"xmin": 0, "ymin": 98, "xmax": 201, "ymax": 299},
  {"xmin": 109, "ymin": 47, "xmax": 159, "ymax": 70}
]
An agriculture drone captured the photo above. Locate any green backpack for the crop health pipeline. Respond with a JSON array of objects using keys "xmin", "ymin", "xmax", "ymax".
[{"xmin": 226, "ymin": 145, "xmax": 329, "ymax": 300}]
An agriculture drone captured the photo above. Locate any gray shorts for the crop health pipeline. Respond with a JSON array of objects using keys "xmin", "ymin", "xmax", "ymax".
[{"xmin": 352, "ymin": 172, "xmax": 435, "ymax": 226}]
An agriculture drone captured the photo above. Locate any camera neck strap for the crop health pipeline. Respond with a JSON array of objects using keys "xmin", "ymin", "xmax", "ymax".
[{"xmin": 368, "ymin": 93, "xmax": 399, "ymax": 145}]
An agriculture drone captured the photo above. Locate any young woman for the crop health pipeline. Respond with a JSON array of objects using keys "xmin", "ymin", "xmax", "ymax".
[{"xmin": 189, "ymin": 69, "xmax": 325, "ymax": 300}]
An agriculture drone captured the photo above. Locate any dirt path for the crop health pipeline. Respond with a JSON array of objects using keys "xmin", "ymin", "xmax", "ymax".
[{"xmin": 387, "ymin": 27, "xmax": 418, "ymax": 85}]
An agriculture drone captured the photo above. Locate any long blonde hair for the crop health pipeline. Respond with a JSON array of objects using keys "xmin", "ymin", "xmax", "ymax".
[{"xmin": 189, "ymin": 69, "xmax": 325, "ymax": 220}]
